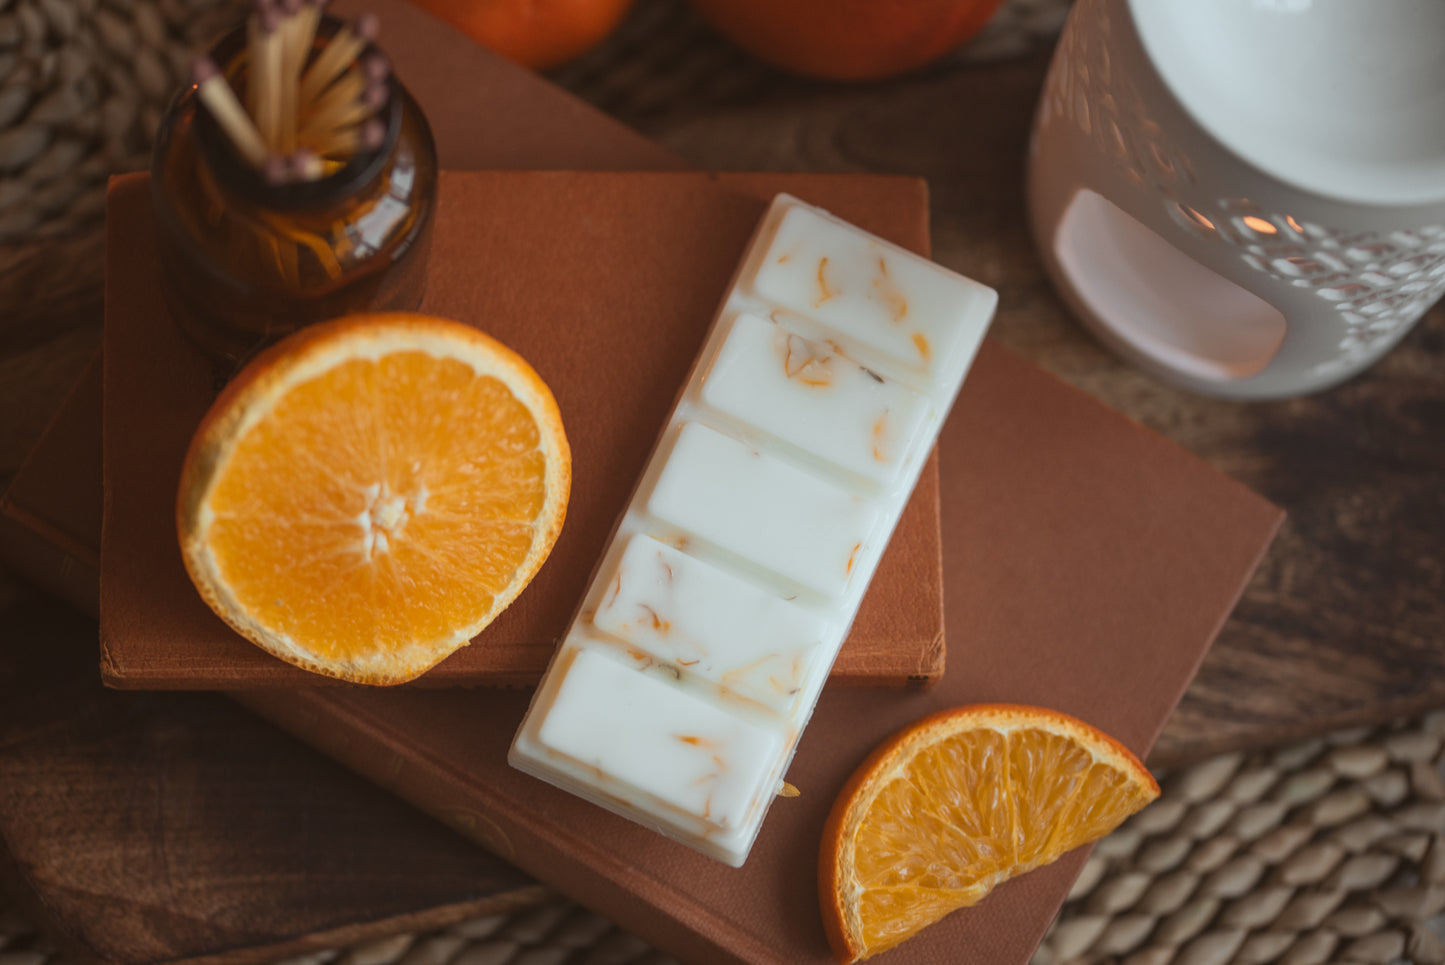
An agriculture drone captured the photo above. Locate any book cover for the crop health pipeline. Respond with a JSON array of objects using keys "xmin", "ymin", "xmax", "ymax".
[
  {"xmin": 112, "ymin": 169, "xmax": 1281, "ymax": 965},
  {"xmin": 236, "ymin": 316, "xmax": 1283, "ymax": 965},
  {"xmin": 99, "ymin": 169, "xmax": 946, "ymax": 690}
]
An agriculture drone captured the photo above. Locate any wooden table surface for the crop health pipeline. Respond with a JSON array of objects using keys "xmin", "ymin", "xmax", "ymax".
[{"xmin": 0, "ymin": 589, "xmax": 548, "ymax": 963}]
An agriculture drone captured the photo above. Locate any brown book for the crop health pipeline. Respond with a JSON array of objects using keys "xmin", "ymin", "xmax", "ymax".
[
  {"xmin": 97, "ymin": 0, "xmax": 944, "ymax": 693},
  {"xmin": 9, "ymin": 217, "xmax": 1284, "ymax": 965},
  {"xmin": 235, "ymin": 326, "xmax": 1283, "ymax": 965},
  {"xmin": 99, "ymin": 169, "xmax": 945, "ymax": 690},
  {"xmin": 102, "ymin": 167, "xmax": 1280, "ymax": 964}
]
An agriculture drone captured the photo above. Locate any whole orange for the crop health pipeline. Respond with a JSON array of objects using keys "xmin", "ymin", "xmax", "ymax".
[
  {"xmin": 687, "ymin": 0, "xmax": 1005, "ymax": 81},
  {"xmin": 407, "ymin": 0, "xmax": 635, "ymax": 70}
]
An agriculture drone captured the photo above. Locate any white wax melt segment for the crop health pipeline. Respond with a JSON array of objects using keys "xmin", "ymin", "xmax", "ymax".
[
  {"xmin": 594, "ymin": 535, "xmax": 821, "ymax": 715},
  {"xmin": 751, "ymin": 203, "xmax": 997, "ymax": 377},
  {"xmin": 536, "ymin": 646, "xmax": 782, "ymax": 856},
  {"xmin": 701, "ymin": 312, "xmax": 930, "ymax": 484},
  {"xmin": 648, "ymin": 423, "xmax": 876, "ymax": 599},
  {"xmin": 511, "ymin": 194, "xmax": 996, "ymax": 867}
]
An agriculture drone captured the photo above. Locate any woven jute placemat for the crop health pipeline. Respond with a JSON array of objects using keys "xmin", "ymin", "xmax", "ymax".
[{"xmin": 0, "ymin": 0, "xmax": 241, "ymax": 304}]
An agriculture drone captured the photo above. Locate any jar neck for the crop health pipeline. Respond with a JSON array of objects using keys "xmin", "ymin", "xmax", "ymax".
[{"xmin": 194, "ymin": 16, "xmax": 403, "ymax": 215}]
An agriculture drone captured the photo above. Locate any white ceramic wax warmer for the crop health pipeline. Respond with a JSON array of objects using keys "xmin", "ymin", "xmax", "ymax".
[{"xmin": 1028, "ymin": 0, "xmax": 1445, "ymax": 399}]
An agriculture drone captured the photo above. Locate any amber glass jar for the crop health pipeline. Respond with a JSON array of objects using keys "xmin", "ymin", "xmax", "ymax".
[{"xmin": 151, "ymin": 19, "xmax": 437, "ymax": 367}]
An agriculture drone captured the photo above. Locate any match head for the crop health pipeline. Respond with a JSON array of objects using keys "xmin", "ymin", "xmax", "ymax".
[
  {"xmin": 257, "ymin": 3, "xmax": 283, "ymax": 33},
  {"xmin": 191, "ymin": 57, "xmax": 220, "ymax": 86},
  {"xmin": 353, "ymin": 12, "xmax": 379, "ymax": 41},
  {"xmin": 261, "ymin": 154, "xmax": 289, "ymax": 184},
  {"xmin": 360, "ymin": 118, "xmax": 386, "ymax": 152},
  {"xmin": 362, "ymin": 53, "xmax": 390, "ymax": 83},
  {"xmin": 362, "ymin": 83, "xmax": 389, "ymax": 112}
]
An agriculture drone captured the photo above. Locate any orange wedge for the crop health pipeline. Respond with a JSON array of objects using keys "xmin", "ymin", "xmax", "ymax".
[
  {"xmin": 820, "ymin": 704, "xmax": 1159, "ymax": 962},
  {"xmin": 177, "ymin": 313, "xmax": 570, "ymax": 685}
]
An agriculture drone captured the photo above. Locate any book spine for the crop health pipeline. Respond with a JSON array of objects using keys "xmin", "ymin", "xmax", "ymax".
[{"xmin": 234, "ymin": 690, "xmax": 766, "ymax": 965}]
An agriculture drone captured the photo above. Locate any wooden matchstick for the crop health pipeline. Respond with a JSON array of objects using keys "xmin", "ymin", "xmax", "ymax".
[
  {"xmin": 298, "ymin": 81, "xmax": 386, "ymax": 143},
  {"xmin": 251, "ymin": 3, "xmax": 284, "ymax": 150},
  {"xmin": 298, "ymin": 13, "xmax": 377, "ymax": 109},
  {"xmin": 192, "ymin": 58, "xmax": 269, "ymax": 168},
  {"xmin": 306, "ymin": 117, "xmax": 384, "ymax": 159},
  {"xmin": 297, "ymin": 67, "xmax": 364, "ymax": 133},
  {"xmin": 276, "ymin": 0, "xmax": 303, "ymax": 152},
  {"xmin": 245, "ymin": 10, "xmax": 260, "ymax": 118},
  {"xmin": 292, "ymin": 0, "xmax": 324, "ymax": 59}
]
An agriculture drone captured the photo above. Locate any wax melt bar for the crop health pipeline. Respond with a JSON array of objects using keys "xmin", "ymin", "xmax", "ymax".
[{"xmin": 509, "ymin": 195, "xmax": 997, "ymax": 865}]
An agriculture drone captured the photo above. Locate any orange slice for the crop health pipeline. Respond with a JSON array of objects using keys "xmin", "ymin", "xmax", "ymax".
[
  {"xmin": 177, "ymin": 313, "xmax": 570, "ymax": 685},
  {"xmin": 820, "ymin": 704, "xmax": 1159, "ymax": 962}
]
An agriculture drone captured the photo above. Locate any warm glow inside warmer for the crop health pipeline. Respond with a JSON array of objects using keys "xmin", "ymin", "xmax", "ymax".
[
  {"xmin": 1055, "ymin": 190, "xmax": 1287, "ymax": 382},
  {"xmin": 1183, "ymin": 208, "xmax": 1215, "ymax": 232}
]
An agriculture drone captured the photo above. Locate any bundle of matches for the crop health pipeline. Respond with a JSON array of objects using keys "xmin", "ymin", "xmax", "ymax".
[{"xmin": 192, "ymin": 1, "xmax": 389, "ymax": 185}]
